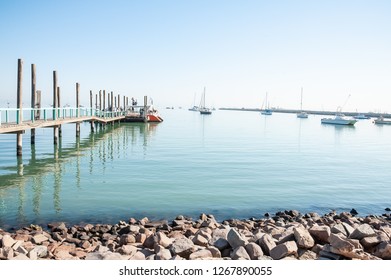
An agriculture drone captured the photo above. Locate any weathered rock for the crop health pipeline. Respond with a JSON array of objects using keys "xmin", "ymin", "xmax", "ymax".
[
  {"xmin": 258, "ymin": 234, "xmax": 276, "ymax": 255},
  {"xmin": 155, "ymin": 245, "xmax": 172, "ymax": 260},
  {"xmin": 361, "ymin": 233, "xmax": 389, "ymax": 249},
  {"xmin": 374, "ymin": 241, "xmax": 391, "ymax": 259},
  {"xmin": 32, "ymin": 234, "xmax": 49, "ymax": 245},
  {"xmin": 1, "ymin": 235, "xmax": 16, "ymax": 247},
  {"xmin": 329, "ymin": 233, "xmax": 378, "ymax": 260},
  {"xmin": 294, "ymin": 227, "xmax": 315, "ymax": 249},
  {"xmin": 349, "ymin": 224, "xmax": 376, "ymax": 240},
  {"xmin": 189, "ymin": 249, "xmax": 213, "ymax": 260},
  {"xmin": 245, "ymin": 242, "xmax": 264, "ymax": 260},
  {"xmin": 309, "ymin": 225, "xmax": 331, "ymax": 243},
  {"xmin": 209, "ymin": 228, "xmax": 230, "ymax": 250},
  {"xmin": 231, "ymin": 246, "xmax": 251, "ymax": 260},
  {"xmin": 331, "ymin": 224, "xmax": 348, "ymax": 236},
  {"xmin": 227, "ymin": 228, "xmax": 247, "ymax": 249},
  {"xmin": 270, "ymin": 241, "xmax": 298, "ymax": 260},
  {"xmin": 170, "ymin": 237, "xmax": 195, "ymax": 258},
  {"xmin": 156, "ymin": 232, "xmax": 172, "ymax": 248},
  {"xmin": 193, "ymin": 234, "xmax": 209, "ymax": 247},
  {"xmin": 29, "ymin": 245, "xmax": 48, "ymax": 259},
  {"xmin": 207, "ymin": 246, "xmax": 222, "ymax": 258},
  {"xmin": 298, "ymin": 249, "xmax": 317, "ymax": 260},
  {"xmin": 86, "ymin": 251, "xmax": 125, "ymax": 260},
  {"xmin": 117, "ymin": 245, "xmax": 138, "ymax": 256},
  {"xmin": 119, "ymin": 234, "xmax": 136, "ymax": 245}
]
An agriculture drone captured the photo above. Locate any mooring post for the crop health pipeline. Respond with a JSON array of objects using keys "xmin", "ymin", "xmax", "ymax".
[
  {"xmin": 57, "ymin": 86, "xmax": 62, "ymax": 137},
  {"xmin": 123, "ymin": 96, "xmax": 126, "ymax": 112},
  {"xmin": 143, "ymin": 95, "xmax": 148, "ymax": 122},
  {"xmin": 107, "ymin": 91, "xmax": 110, "ymax": 113},
  {"xmin": 103, "ymin": 90, "xmax": 106, "ymax": 117},
  {"xmin": 31, "ymin": 63, "xmax": 36, "ymax": 145},
  {"xmin": 90, "ymin": 90, "xmax": 94, "ymax": 131},
  {"xmin": 99, "ymin": 90, "xmax": 102, "ymax": 116},
  {"xmin": 76, "ymin": 82, "xmax": 80, "ymax": 138},
  {"xmin": 53, "ymin": 71, "xmax": 58, "ymax": 145},
  {"xmin": 111, "ymin": 91, "xmax": 114, "ymax": 118},
  {"xmin": 16, "ymin": 58, "xmax": 23, "ymax": 156},
  {"xmin": 36, "ymin": 90, "xmax": 41, "ymax": 120}
]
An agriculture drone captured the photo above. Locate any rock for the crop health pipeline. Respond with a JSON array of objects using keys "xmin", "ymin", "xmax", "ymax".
[
  {"xmin": 294, "ymin": 227, "xmax": 315, "ymax": 249},
  {"xmin": 385, "ymin": 208, "xmax": 391, "ymax": 212},
  {"xmin": 350, "ymin": 208, "xmax": 358, "ymax": 215},
  {"xmin": 227, "ymin": 228, "xmax": 247, "ymax": 248},
  {"xmin": 86, "ymin": 251, "xmax": 125, "ymax": 260},
  {"xmin": 341, "ymin": 222, "xmax": 355, "ymax": 236},
  {"xmin": 170, "ymin": 237, "xmax": 195, "ymax": 258},
  {"xmin": 155, "ymin": 245, "xmax": 172, "ymax": 260},
  {"xmin": 329, "ymin": 233, "xmax": 377, "ymax": 260},
  {"xmin": 245, "ymin": 242, "xmax": 264, "ymax": 260},
  {"xmin": 207, "ymin": 246, "xmax": 221, "ymax": 258},
  {"xmin": 119, "ymin": 234, "xmax": 136, "ymax": 245},
  {"xmin": 55, "ymin": 250, "xmax": 78, "ymax": 260},
  {"xmin": 231, "ymin": 246, "xmax": 251, "ymax": 260},
  {"xmin": 361, "ymin": 233, "xmax": 389, "ymax": 249},
  {"xmin": 10, "ymin": 254, "xmax": 30, "ymax": 260},
  {"xmin": 209, "ymin": 228, "xmax": 230, "ymax": 250},
  {"xmin": 270, "ymin": 241, "xmax": 298, "ymax": 260},
  {"xmin": 349, "ymin": 224, "xmax": 376, "ymax": 240},
  {"xmin": 331, "ymin": 224, "xmax": 348, "ymax": 236},
  {"xmin": 258, "ymin": 234, "xmax": 276, "ymax": 255},
  {"xmin": 117, "ymin": 245, "xmax": 138, "ymax": 256},
  {"xmin": 298, "ymin": 250, "xmax": 317, "ymax": 260},
  {"xmin": 374, "ymin": 242, "xmax": 391, "ymax": 259},
  {"xmin": 28, "ymin": 245, "xmax": 48, "ymax": 259},
  {"xmin": 156, "ymin": 232, "xmax": 172, "ymax": 248},
  {"xmin": 192, "ymin": 235, "xmax": 207, "ymax": 248},
  {"xmin": 1, "ymin": 235, "xmax": 16, "ymax": 247},
  {"xmin": 189, "ymin": 249, "xmax": 213, "ymax": 260},
  {"xmin": 309, "ymin": 225, "xmax": 331, "ymax": 243},
  {"xmin": 32, "ymin": 234, "xmax": 49, "ymax": 245},
  {"xmin": 130, "ymin": 251, "xmax": 146, "ymax": 260}
]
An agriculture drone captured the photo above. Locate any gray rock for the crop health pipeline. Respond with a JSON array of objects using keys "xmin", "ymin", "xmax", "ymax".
[
  {"xmin": 117, "ymin": 245, "xmax": 138, "ymax": 256},
  {"xmin": 155, "ymin": 245, "xmax": 172, "ymax": 260},
  {"xmin": 342, "ymin": 222, "xmax": 355, "ymax": 236},
  {"xmin": 209, "ymin": 228, "xmax": 230, "ymax": 250},
  {"xmin": 329, "ymin": 233, "xmax": 378, "ymax": 260},
  {"xmin": 170, "ymin": 237, "xmax": 195, "ymax": 258},
  {"xmin": 331, "ymin": 224, "xmax": 348, "ymax": 236},
  {"xmin": 193, "ymin": 234, "xmax": 208, "ymax": 247},
  {"xmin": 270, "ymin": 241, "xmax": 298, "ymax": 260},
  {"xmin": 309, "ymin": 225, "xmax": 331, "ymax": 243},
  {"xmin": 258, "ymin": 234, "xmax": 276, "ymax": 255},
  {"xmin": 294, "ymin": 227, "xmax": 315, "ymax": 249},
  {"xmin": 28, "ymin": 245, "xmax": 48, "ymax": 260},
  {"xmin": 245, "ymin": 242, "xmax": 264, "ymax": 260},
  {"xmin": 10, "ymin": 254, "xmax": 30, "ymax": 260},
  {"xmin": 189, "ymin": 249, "xmax": 213, "ymax": 260},
  {"xmin": 86, "ymin": 251, "xmax": 125, "ymax": 260},
  {"xmin": 298, "ymin": 250, "xmax": 317, "ymax": 260},
  {"xmin": 231, "ymin": 246, "xmax": 251, "ymax": 260},
  {"xmin": 130, "ymin": 251, "xmax": 147, "ymax": 260},
  {"xmin": 227, "ymin": 228, "xmax": 247, "ymax": 249},
  {"xmin": 349, "ymin": 224, "xmax": 376, "ymax": 240},
  {"xmin": 119, "ymin": 234, "xmax": 136, "ymax": 245}
]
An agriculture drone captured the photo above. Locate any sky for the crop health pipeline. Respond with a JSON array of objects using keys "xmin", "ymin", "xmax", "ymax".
[{"xmin": 1, "ymin": 0, "xmax": 391, "ymax": 112}]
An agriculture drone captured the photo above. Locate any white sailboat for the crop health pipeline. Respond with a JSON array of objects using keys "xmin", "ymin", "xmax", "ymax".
[
  {"xmin": 199, "ymin": 87, "xmax": 212, "ymax": 115},
  {"xmin": 260, "ymin": 92, "xmax": 272, "ymax": 115},
  {"xmin": 188, "ymin": 92, "xmax": 199, "ymax": 111},
  {"xmin": 297, "ymin": 87, "xmax": 308, "ymax": 118}
]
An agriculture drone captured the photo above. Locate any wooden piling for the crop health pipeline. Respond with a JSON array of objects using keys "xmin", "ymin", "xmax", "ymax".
[
  {"xmin": 123, "ymin": 96, "xmax": 126, "ymax": 110},
  {"xmin": 31, "ymin": 63, "xmax": 36, "ymax": 145},
  {"xmin": 107, "ymin": 92, "xmax": 110, "ymax": 112},
  {"xmin": 76, "ymin": 82, "xmax": 80, "ymax": 138},
  {"xmin": 103, "ymin": 90, "xmax": 106, "ymax": 112},
  {"xmin": 53, "ymin": 71, "xmax": 58, "ymax": 145},
  {"xmin": 99, "ymin": 90, "xmax": 102, "ymax": 113},
  {"xmin": 90, "ymin": 90, "xmax": 94, "ymax": 132},
  {"xmin": 17, "ymin": 59, "xmax": 23, "ymax": 156},
  {"xmin": 118, "ymin": 94, "xmax": 121, "ymax": 110},
  {"xmin": 57, "ymin": 86, "xmax": 62, "ymax": 137},
  {"xmin": 36, "ymin": 90, "xmax": 41, "ymax": 119},
  {"xmin": 111, "ymin": 91, "xmax": 114, "ymax": 111}
]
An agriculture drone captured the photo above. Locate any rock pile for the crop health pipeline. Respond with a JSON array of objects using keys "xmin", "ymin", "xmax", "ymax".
[{"xmin": 1, "ymin": 210, "xmax": 391, "ymax": 260}]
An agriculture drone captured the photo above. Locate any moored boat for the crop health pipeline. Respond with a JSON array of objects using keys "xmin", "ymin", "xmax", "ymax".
[
  {"xmin": 321, "ymin": 113, "xmax": 357, "ymax": 125},
  {"xmin": 199, "ymin": 87, "xmax": 212, "ymax": 115},
  {"xmin": 296, "ymin": 87, "xmax": 308, "ymax": 118},
  {"xmin": 260, "ymin": 92, "xmax": 272, "ymax": 115},
  {"xmin": 353, "ymin": 114, "xmax": 370, "ymax": 120},
  {"xmin": 373, "ymin": 116, "xmax": 391, "ymax": 125}
]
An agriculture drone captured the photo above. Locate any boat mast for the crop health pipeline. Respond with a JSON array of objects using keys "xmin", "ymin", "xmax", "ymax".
[{"xmin": 300, "ymin": 87, "xmax": 303, "ymax": 111}]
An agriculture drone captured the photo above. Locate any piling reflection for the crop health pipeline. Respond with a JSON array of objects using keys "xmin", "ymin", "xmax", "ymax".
[{"xmin": 0, "ymin": 122, "xmax": 159, "ymax": 230}]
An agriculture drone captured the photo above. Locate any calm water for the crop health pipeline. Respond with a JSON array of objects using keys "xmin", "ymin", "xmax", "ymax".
[{"xmin": 1, "ymin": 110, "xmax": 390, "ymax": 230}]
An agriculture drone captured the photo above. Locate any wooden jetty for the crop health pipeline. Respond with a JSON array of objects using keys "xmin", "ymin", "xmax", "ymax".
[{"xmin": 0, "ymin": 59, "xmax": 162, "ymax": 156}]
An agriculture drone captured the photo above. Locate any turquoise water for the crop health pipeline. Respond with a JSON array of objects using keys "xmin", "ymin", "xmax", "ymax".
[{"xmin": 1, "ymin": 110, "xmax": 391, "ymax": 230}]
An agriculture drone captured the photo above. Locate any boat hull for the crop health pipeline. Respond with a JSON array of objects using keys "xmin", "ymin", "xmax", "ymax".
[
  {"xmin": 374, "ymin": 120, "xmax": 391, "ymax": 125},
  {"xmin": 260, "ymin": 110, "xmax": 272, "ymax": 115},
  {"xmin": 297, "ymin": 112, "xmax": 308, "ymax": 118},
  {"xmin": 147, "ymin": 114, "xmax": 163, "ymax": 122},
  {"xmin": 321, "ymin": 118, "xmax": 356, "ymax": 125}
]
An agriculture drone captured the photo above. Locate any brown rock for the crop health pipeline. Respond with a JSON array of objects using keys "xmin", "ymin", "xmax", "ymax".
[
  {"xmin": 258, "ymin": 234, "xmax": 276, "ymax": 255},
  {"xmin": 32, "ymin": 234, "xmax": 49, "ymax": 245},
  {"xmin": 374, "ymin": 241, "xmax": 391, "ymax": 259},
  {"xmin": 1, "ymin": 235, "xmax": 16, "ymax": 247},
  {"xmin": 207, "ymin": 246, "xmax": 221, "ymax": 258},
  {"xmin": 170, "ymin": 237, "xmax": 195, "ymax": 258},
  {"xmin": 349, "ymin": 224, "xmax": 376, "ymax": 240},
  {"xmin": 231, "ymin": 246, "xmax": 251, "ymax": 260},
  {"xmin": 193, "ymin": 234, "xmax": 208, "ymax": 247},
  {"xmin": 156, "ymin": 232, "xmax": 172, "ymax": 248},
  {"xmin": 361, "ymin": 233, "xmax": 389, "ymax": 249},
  {"xmin": 245, "ymin": 242, "xmax": 264, "ymax": 260},
  {"xmin": 270, "ymin": 241, "xmax": 298, "ymax": 260},
  {"xmin": 309, "ymin": 225, "xmax": 331, "ymax": 243},
  {"xmin": 119, "ymin": 234, "xmax": 136, "ymax": 245},
  {"xmin": 189, "ymin": 249, "xmax": 213, "ymax": 260},
  {"xmin": 294, "ymin": 227, "xmax": 315, "ymax": 249}
]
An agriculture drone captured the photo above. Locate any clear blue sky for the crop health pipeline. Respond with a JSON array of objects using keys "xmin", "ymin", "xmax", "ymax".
[{"xmin": 1, "ymin": 0, "xmax": 390, "ymax": 112}]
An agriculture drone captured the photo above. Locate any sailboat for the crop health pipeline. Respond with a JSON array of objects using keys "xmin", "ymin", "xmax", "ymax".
[
  {"xmin": 260, "ymin": 92, "xmax": 272, "ymax": 115},
  {"xmin": 297, "ymin": 87, "xmax": 308, "ymax": 118},
  {"xmin": 199, "ymin": 87, "xmax": 212, "ymax": 115},
  {"xmin": 188, "ymin": 93, "xmax": 199, "ymax": 111}
]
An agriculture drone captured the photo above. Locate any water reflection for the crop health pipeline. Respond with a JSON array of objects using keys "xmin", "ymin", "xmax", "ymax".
[{"xmin": 0, "ymin": 122, "xmax": 158, "ymax": 229}]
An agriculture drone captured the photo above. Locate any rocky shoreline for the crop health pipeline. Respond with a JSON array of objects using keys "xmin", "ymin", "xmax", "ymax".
[{"xmin": 1, "ymin": 210, "xmax": 391, "ymax": 260}]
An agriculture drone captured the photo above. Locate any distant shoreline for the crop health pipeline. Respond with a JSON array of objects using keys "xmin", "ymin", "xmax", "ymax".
[{"xmin": 219, "ymin": 108, "xmax": 391, "ymax": 118}]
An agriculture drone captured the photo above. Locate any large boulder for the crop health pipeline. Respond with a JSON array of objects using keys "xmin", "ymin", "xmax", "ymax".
[
  {"xmin": 258, "ymin": 234, "xmax": 276, "ymax": 255},
  {"xmin": 227, "ymin": 228, "xmax": 247, "ymax": 249},
  {"xmin": 270, "ymin": 241, "xmax": 298, "ymax": 260},
  {"xmin": 170, "ymin": 237, "xmax": 195, "ymax": 258},
  {"xmin": 309, "ymin": 225, "xmax": 331, "ymax": 243},
  {"xmin": 294, "ymin": 227, "xmax": 315, "ymax": 249},
  {"xmin": 349, "ymin": 224, "xmax": 376, "ymax": 240}
]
